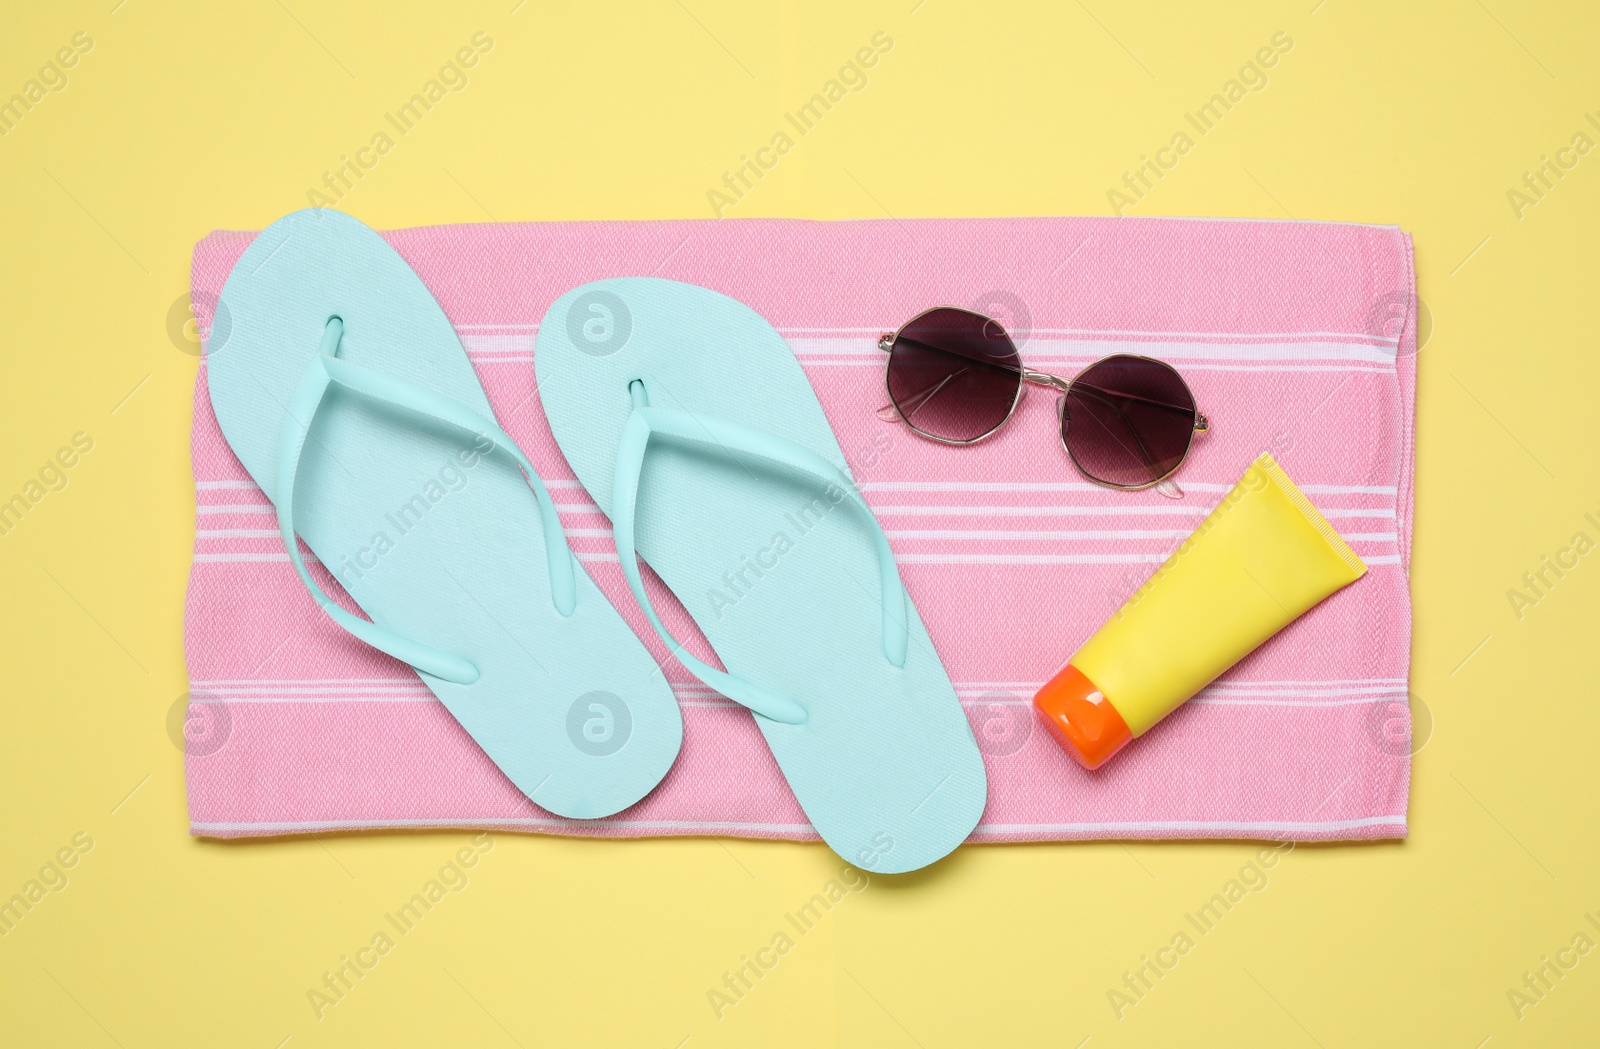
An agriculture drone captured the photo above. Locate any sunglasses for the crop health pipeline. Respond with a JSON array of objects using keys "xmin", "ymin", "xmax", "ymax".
[{"xmin": 877, "ymin": 306, "xmax": 1209, "ymax": 494}]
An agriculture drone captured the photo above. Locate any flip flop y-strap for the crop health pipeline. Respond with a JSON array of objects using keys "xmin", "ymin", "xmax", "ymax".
[
  {"xmin": 611, "ymin": 380, "xmax": 908, "ymax": 725},
  {"xmin": 274, "ymin": 318, "xmax": 578, "ymax": 685}
]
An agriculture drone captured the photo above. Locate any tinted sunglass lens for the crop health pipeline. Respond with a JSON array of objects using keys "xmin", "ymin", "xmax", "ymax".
[
  {"xmin": 887, "ymin": 308, "xmax": 1021, "ymax": 443},
  {"xmin": 1062, "ymin": 356, "xmax": 1197, "ymax": 487}
]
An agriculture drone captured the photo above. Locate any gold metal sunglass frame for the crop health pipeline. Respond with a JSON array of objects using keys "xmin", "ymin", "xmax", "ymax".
[{"xmin": 877, "ymin": 306, "xmax": 1209, "ymax": 492}]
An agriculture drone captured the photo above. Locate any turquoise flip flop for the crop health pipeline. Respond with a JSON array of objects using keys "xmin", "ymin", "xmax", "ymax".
[
  {"xmin": 207, "ymin": 210, "xmax": 681, "ymax": 819},
  {"xmin": 536, "ymin": 278, "xmax": 987, "ymax": 872}
]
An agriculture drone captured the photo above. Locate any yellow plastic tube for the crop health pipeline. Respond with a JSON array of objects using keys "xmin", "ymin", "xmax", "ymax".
[{"xmin": 1033, "ymin": 453, "xmax": 1368, "ymax": 769}]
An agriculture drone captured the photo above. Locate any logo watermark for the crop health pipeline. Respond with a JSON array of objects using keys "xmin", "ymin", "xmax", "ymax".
[
  {"xmin": 1506, "ymin": 510, "xmax": 1600, "ymax": 621},
  {"xmin": 0, "ymin": 31, "xmax": 94, "ymax": 139},
  {"xmin": 707, "ymin": 32, "xmax": 894, "ymax": 217},
  {"xmin": 966, "ymin": 691, "xmax": 1034, "ymax": 757},
  {"xmin": 1108, "ymin": 841, "xmax": 1293, "ymax": 1018},
  {"xmin": 0, "ymin": 431, "xmax": 95, "ymax": 539},
  {"xmin": 167, "ymin": 290, "xmax": 231, "ymax": 357},
  {"xmin": 306, "ymin": 33, "xmax": 494, "ymax": 209},
  {"xmin": 1506, "ymin": 114, "xmax": 1600, "ymax": 220},
  {"xmin": 1364, "ymin": 290, "xmax": 1430, "ymax": 356},
  {"xmin": 706, "ymin": 864, "xmax": 871, "ymax": 1019},
  {"xmin": 969, "ymin": 289, "xmax": 1032, "ymax": 348},
  {"xmin": 566, "ymin": 289, "xmax": 632, "ymax": 357},
  {"xmin": 1362, "ymin": 693, "xmax": 1431, "ymax": 757},
  {"xmin": 565, "ymin": 692, "xmax": 632, "ymax": 756},
  {"xmin": 307, "ymin": 834, "xmax": 495, "ymax": 1019},
  {"xmin": 1507, "ymin": 916, "xmax": 1599, "ymax": 1020},
  {"xmin": 167, "ymin": 692, "xmax": 233, "ymax": 757},
  {"xmin": 1108, "ymin": 31, "xmax": 1294, "ymax": 215},
  {"xmin": 331, "ymin": 436, "xmax": 496, "ymax": 589},
  {"xmin": 0, "ymin": 832, "xmax": 94, "ymax": 938}
]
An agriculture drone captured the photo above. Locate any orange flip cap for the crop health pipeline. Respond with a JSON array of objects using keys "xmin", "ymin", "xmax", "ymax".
[{"xmin": 1032, "ymin": 664, "xmax": 1132, "ymax": 771}]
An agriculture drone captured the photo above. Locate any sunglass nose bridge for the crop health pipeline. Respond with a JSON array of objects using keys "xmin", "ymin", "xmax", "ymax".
[{"xmin": 1022, "ymin": 367, "xmax": 1072, "ymax": 392}]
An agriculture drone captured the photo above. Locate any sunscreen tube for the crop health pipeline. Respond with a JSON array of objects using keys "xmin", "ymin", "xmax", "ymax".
[{"xmin": 1033, "ymin": 454, "xmax": 1368, "ymax": 769}]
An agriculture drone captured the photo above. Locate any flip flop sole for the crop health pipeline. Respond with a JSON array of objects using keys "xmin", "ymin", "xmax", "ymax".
[
  {"xmin": 536, "ymin": 277, "xmax": 986, "ymax": 872},
  {"xmin": 207, "ymin": 211, "xmax": 681, "ymax": 819}
]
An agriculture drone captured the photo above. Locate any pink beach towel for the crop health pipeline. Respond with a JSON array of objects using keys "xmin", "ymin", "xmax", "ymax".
[{"xmin": 183, "ymin": 215, "xmax": 1416, "ymax": 844}]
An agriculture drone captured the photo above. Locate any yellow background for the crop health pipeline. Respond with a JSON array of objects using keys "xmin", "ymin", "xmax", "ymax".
[{"xmin": 3, "ymin": 1, "xmax": 1597, "ymax": 1045}]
